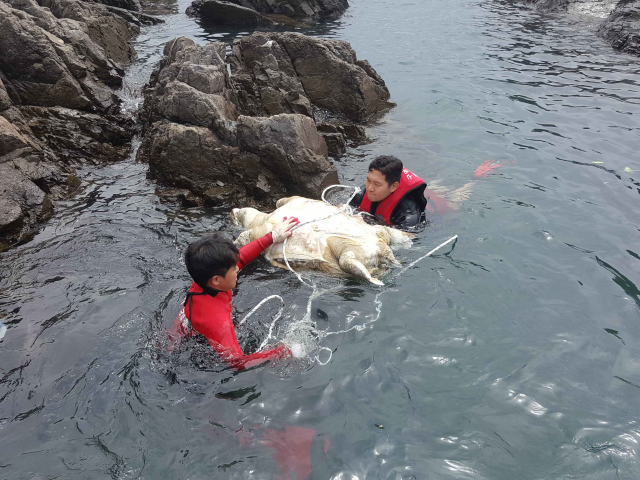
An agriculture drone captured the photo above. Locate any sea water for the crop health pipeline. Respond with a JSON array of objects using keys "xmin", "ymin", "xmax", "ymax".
[{"xmin": 1, "ymin": 0, "xmax": 640, "ymax": 477}]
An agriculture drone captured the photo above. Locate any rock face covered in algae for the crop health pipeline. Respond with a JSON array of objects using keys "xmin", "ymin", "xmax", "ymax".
[
  {"xmin": 0, "ymin": 0, "xmax": 154, "ymax": 250},
  {"xmin": 515, "ymin": 0, "xmax": 640, "ymax": 56},
  {"xmin": 138, "ymin": 32, "xmax": 392, "ymax": 208}
]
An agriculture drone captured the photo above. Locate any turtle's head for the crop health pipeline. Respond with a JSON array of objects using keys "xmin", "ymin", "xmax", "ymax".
[{"xmin": 231, "ymin": 207, "xmax": 262, "ymax": 228}]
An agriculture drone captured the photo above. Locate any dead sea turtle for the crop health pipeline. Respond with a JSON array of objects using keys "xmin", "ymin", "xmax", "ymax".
[{"xmin": 231, "ymin": 196, "xmax": 413, "ymax": 285}]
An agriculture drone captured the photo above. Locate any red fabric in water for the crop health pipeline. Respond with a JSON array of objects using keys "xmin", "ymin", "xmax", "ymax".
[{"xmin": 167, "ymin": 233, "xmax": 287, "ymax": 369}]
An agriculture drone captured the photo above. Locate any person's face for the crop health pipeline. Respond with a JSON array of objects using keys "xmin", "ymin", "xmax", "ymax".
[
  {"xmin": 365, "ymin": 169, "xmax": 399, "ymax": 202},
  {"xmin": 208, "ymin": 264, "xmax": 239, "ymax": 291}
]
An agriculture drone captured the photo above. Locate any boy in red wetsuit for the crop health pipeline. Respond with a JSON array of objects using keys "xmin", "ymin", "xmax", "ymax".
[{"xmin": 168, "ymin": 217, "xmax": 299, "ymax": 370}]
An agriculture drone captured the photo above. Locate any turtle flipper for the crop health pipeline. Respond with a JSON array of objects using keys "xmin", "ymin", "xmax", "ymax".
[
  {"xmin": 234, "ymin": 230, "xmax": 252, "ymax": 247},
  {"xmin": 327, "ymin": 236, "xmax": 383, "ymax": 285},
  {"xmin": 338, "ymin": 251, "xmax": 384, "ymax": 286}
]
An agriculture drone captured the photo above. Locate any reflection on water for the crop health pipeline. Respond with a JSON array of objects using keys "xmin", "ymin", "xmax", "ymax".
[{"xmin": 2, "ymin": 0, "xmax": 640, "ymax": 478}]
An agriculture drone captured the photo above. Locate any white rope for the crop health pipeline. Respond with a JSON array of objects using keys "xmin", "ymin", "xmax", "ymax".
[
  {"xmin": 398, "ymin": 235, "xmax": 458, "ymax": 274},
  {"xmin": 281, "ymin": 185, "xmax": 361, "ymax": 287},
  {"xmin": 313, "ymin": 346, "xmax": 333, "ymax": 365},
  {"xmin": 259, "ymin": 308, "xmax": 285, "ymax": 351},
  {"xmin": 237, "ymin": 295, "xmax": 285, "ymax": 351},
  {"xmin": 238, "ymin": 295, "xmax": 283, "ymax": 326}
]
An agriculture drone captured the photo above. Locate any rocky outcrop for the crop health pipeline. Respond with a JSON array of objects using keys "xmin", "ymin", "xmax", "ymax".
[
  {"xmin": 138, "ymin": 37, "xmax": 338, "ymax": 205},
  {"xmin": 138, "ymin": 33, "xmax": 391, "ymax": 207},
  {"xmin": 186, "ymin": 0, "xmax": 275, "ymax": 25},
  {"xmin": 515, "ymin": 0, "xmax": 640, "ymax": 56},
  {"xmin": 187, "ymin": 0, "xmax": 348, "ymax": 21},
  {"xmin": 84, "ymin": 0, "xmax": 141, "ymax": 11},
  {"xmin": 0, "ymin": 0, "xmax": 144, "ymax": 249},
  {"xmin": 597, "ymin": 1, "xmax": 640, "ymax": 55},
  {"xmin": 229, "ymin": 32, "xmax": 392, "ymax": 123}
]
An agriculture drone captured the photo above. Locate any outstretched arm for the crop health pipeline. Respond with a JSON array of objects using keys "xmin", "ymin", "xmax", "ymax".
[
  {"xmin": 237, "ymin": 233, "xmax": 273, "ymax": 269},
  {"xmin": 237, "ymin": 217, "xmax": 300, "ymax": 269}
]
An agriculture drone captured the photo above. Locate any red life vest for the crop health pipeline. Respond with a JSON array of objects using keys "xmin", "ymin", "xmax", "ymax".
[{"xmin": 359, "ymin": 168, "xmax": 427, "ymax": 224}]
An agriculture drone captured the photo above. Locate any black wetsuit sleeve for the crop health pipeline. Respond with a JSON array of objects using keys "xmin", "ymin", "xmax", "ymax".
[
  {"xmin": 390, "ymin": 195, "xmax": 423, "ymax": 229},
  {"xmin": 348, "ymin": 186, "xmax": 366, "ymax": 208}
]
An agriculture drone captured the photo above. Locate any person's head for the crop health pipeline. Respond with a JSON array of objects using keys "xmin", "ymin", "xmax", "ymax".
[
  {"xmin": 365, "ymin": 155, "xmax": 403, "ymax": 202},
  {"xmin": 185, "ymin": 233, "xmax": 240, "ymax": 291}
]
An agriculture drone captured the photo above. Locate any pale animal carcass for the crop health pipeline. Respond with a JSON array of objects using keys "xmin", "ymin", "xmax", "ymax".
[{"xmin": 231, "ymin": 196, "xmax": 413, "ymax": 285}]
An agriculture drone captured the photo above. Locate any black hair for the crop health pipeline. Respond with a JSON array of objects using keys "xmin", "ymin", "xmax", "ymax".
[
  {"xmin": 184, "ymin": 233, "xmax": 239, "ymax": 288},
  {"xmin": 368, "ymin": 155, "xmax": 403, "ymax": 186}
]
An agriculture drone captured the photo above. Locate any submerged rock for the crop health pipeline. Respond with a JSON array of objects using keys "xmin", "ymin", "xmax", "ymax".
[
  {"xmin": 187, "ymin": 0, "xmax": 348, "ymax": 21},
  {"xmin": 0, "ymin": 0, "xmax": 142, "ymax": 248},
  {"xmin": 83, "ymin": 0, "xmax": 142, "ymax": 11},
  {"xmin": 139, "ymin": 33, "xmax": 390, "ymax": 207},
  {"xmin": 520, "ymin": 0, "xmax": 616, "ymax": 14},
  {"xmin": 186, "ymin": 0, "xmax": 275, "ymax": 25},
  {"xmin": 514, "ymin": 0, "xmax": 640, "ymax": 56},
  {"xmin": 597, "ymin": 0, "xmax": 640, "ymax": 55}
]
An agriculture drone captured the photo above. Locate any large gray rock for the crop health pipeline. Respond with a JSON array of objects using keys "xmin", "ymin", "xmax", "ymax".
[
  {"xmin": 597, "ymin": 0, "xmax": 640, "ymax": 55},
  {"xmin": 229, "ymin": 32, "xmax": 392, "ymax": 123},
  {"xmin": 139, "ymin": 121, "xmax": 289, "ymax": 202},
  {"xmin": 193, "ymin": 0, "xmax": 348, "ymax": 19},
  {"xmin": 19, "ymin": 106, "xmax": 135, "ymax": 163},
  {"xmin": 237, "ymin": 114, "xmax": 338, "ymax": 197},
  {"xmin": 138, "ymin": 36, "xmax": 348, "ymax": 205},
  {"xmin": 186, "ymin": 0, "xmax": 275, "ymax": 25}
]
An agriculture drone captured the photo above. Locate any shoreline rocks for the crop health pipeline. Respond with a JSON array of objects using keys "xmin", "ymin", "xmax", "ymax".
[
  {"xmin": 186, "ymin": 0, "xmax": 276, "ymax": 25},
  {"xmin": 516, "ymin": 0, "xmax": 640, "ymax": 56},
  {"xmin": 0, "ymin": 0, "xmax": 153, "ymax": 250},
  {"xmin": 187, "ymin": 0, "xmax": 348, "ymax": 23},
  {"xmin": 138, "ymin": 33, "xmax": 391, "ymax": 208}
]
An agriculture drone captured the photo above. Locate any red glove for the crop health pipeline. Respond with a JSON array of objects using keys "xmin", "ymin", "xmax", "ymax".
[{"xmin": 271, "ymin": 216, "xmax": 300, "ymax": 243}]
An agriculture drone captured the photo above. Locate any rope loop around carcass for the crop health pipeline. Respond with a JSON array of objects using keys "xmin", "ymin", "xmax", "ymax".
[{"xmin": 281, "ymin": 185, "xmax": 361, "ymax": 286}]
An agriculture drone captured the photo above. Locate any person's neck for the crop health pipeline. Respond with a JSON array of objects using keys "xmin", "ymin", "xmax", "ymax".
[{"xmin": 201, "ymin": 284, "xmax": 223, "ymax": 296}]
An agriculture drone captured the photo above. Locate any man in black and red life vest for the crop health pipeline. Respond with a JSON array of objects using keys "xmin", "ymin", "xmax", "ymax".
[{"xmin": 349, "ymin": 156, "xmax": 427, "ymax": 229}]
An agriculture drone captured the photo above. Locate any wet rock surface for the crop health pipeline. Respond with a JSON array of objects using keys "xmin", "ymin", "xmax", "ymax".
[
  {"xmin": 0, "ymin": 0, "xmax": 143, "ymax": 249},
  {"xmin": 186, "ymin": 0, "xmax": 275, "ymax": 25},
  {"xmin": 229, "ymin": 32, "xmax": 392, "ymax": 123},
  {"xmin": 597, "ymin": 0, "xmax": 640, "ymax": 55},
  {"xmin": 516, "ymin": 0, "xmax": 640, "ymax": 56},
  {"xmin": 188, "ymin": 0, "xmax": 348, "ymax": 22},
  {"xmin": 83, "ymin": 0, "xmax": 141, "ymax": 11},
  {"xmin": 139, "ymin": 33, "xmax": 391, "ymax": 207}
]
